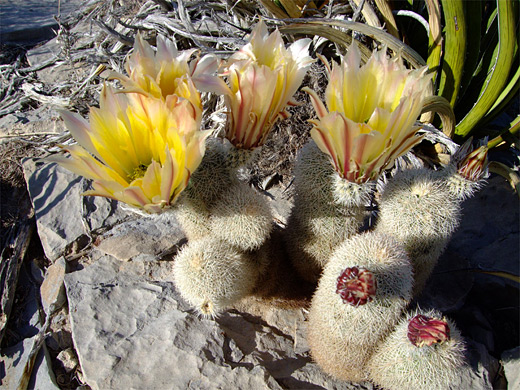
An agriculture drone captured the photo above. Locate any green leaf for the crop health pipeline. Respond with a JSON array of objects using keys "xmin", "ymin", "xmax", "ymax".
[
  {"xmin": 438, "ymin": 0, "xmax": 466, "ymax": 106},
  {"xmin": 487, "ymin": 115, "xmax": 520, "ymax": 149},
  {"xmin": 483, "ymin": 56, "xmax": 520, "ymax": 125},
  {"xmin": 420, "ymin": 95, "xmax": 456, "ymax": 138},
  {"xmin": 455, "ymin": 0, "xmax": 517, "ymax": 139},
  {"xmin": 457, "ymin": 0, "xmax": 482, "ymax": 101},
  {"xmin": 426, "ymin": 0, "xmax": 442, "ymax": 86}
]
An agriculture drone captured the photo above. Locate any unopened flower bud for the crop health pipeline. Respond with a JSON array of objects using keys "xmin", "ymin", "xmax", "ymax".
[
  {"xmin": 407, "ymin": 314, "xmax": 450, "ymax": 347},
  {"xmin": 336, "ymin": 266, "xmax": 377, "ymax": 306}
]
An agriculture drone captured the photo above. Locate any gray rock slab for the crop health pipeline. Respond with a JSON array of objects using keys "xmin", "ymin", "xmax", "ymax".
[
  {"xmin": 450, "ymin": 340, "xmax": 501, "ymax": 390},
  {"xmin": 0, "ymin": 106, "xmax": 66, "ymax": 139},
  {"xmin": 419, "ymin": 174, "xmax": 519, "ymax": 311},
  {"xmin": 94, "ymin": 213, "xmax": 185, "ymax": 261},
  {"xmin": 0, "ymin": 336, "xmax": 59, "ymax": 390},
  {"xmin": 0, "ymin": 0, "xmax": 85, "ymax": 45},
  {"xmin": 502, "ymin": 346, "xmax": 520, "ymax": 390},
  {"xmin": 64, "ymin": 255, "xmax": 372, "ymax": 390},
  {"xmin": 443, "ymin": 175, "xmax": 519, "ymax": 281},
  {"xmin": 64, "ymin": 255, "xmax": 282, "ymax": 390},
  {"xmin": 23, "ymin": 158, "xmax": 131, "ymax": 261}
]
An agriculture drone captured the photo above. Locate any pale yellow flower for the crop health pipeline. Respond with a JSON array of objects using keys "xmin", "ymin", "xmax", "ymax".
[
  {"xmin": 112, "ymin": 33, "xmax": 220, "ymax": 120},
  {"xmin": 50, "ymin": 87, "xmax": 209, "ymax": 213},
  {"xmin": 213, "ymin": 22, "xmax": 313, "ymax": 149},
  {"xmin": 304, "ymin": 45, "xmax": 432, "ymax": 183}
]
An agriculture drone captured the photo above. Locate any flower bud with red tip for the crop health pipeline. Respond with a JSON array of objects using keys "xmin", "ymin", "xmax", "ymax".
[
  {"xmin": 407, "ymin": 314, "xmax": 451, "ymax": 347},
  {"xmin": 336, "ymin": 266, "xmax": 377, "ymax": 306}
]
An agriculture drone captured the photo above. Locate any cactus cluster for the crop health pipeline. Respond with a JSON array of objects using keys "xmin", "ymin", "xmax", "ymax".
[
  {"xmin": 298, "ymin": 147, "xmax": 482, "ymax": 386},
  {"xmin": 281, "ymin": 42, "xmax": 489, "ymax": 388},
  {"xmin": 53, "ymin": 21, "xmax": 491, "ymax": 388}
]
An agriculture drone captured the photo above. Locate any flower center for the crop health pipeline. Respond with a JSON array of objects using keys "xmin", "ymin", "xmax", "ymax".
[{"xmin": 129, "ymin": 163, "xmax": 149, "ymax": 181}]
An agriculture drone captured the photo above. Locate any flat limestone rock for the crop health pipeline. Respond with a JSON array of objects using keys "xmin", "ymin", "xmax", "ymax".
[
  {"xmin": 0, "ymin": 106, "xmax": 66, "ymax": 139},
  {"xmin": 443, "ymin": 175, "xmax": 519, "ymax": 283},
  {"xmin": 64, "ymin": 255, "xmax": 372, "ymax": 390},
  {"xmin": 64, "ymin": 255, "xmax": 282, "ymax": 390},
  {"xmin": 502, "ymin": 347, "xmax": 520, "ymax": 390},
  {"xmin": 40, "ymin": 256, "xmax": 67, "ymax": 315},
  {"xmin": 453, "ymin": 340, "xmax": 501, "ymax": 390},
  {"xmin": 23, "ymin": 159, "xmax": 131, "ymax": 261},
  {"xmin": 94, "ymin": 213, "xmax": 185, "ymax": 261},
  {"xmin": 0, "ymin": 337, "xmax": 60, "ymax": 390}
]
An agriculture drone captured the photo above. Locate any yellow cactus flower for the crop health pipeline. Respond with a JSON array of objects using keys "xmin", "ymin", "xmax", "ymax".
[
  {"xmin": 112, "ymin": 33, "xmax": 220, "ymax": 120},
  {"xmin": 214, "ymin": 22, "xmax": 313, "ymax": 149},
  {"xmin": 50, "ymin": 87, "xmax": 209, "ymax": 213},
  {"xmin": 304, "ymin": 45, "xmax": 432, "ymax": 183}
]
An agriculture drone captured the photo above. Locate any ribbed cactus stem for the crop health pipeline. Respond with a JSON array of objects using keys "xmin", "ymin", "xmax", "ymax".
[
  {"xmin": 375, "ymin": 168, "xmax": 461, "ymax": 295},
  {"xmin": 407, "ymin": 314, "xmax": 450, "ymax": 347},
  {"xmin": 336, "ymin": 266, "xmax": 377, "ymax": 306},
  {"xmin": 307, "ymin": 232, "xmax": 413, "ymax": 382},
  {"xmin": 285, "ymin": 140, "xmax": 366, "ymax": 282}
]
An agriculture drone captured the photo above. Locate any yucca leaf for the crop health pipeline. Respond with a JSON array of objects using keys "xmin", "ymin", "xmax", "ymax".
[
  {"xmin": 487, "ymin": 115, "xmax": 520, "ymax": 149},
  {"xmin": 259, "ymin": 0, "xmax": 289, "ymax": 19},
  {"xmin": 489, "ymin": 161, "xmax": 520, "ymax": 197},
  {"xmin": 457, "ymin": 0, "xmax": 482, "ymax": 101},
  {"xmin": 455, "ymin": 0, "xmax": 516, "ymax": 139},
  {"xmin": 425, "ymin": 0, "xmax": 442, "ymax": 86},
  {"xmin": 351, "ymin": 0, "xmax": 382, "ymax": 27},
  {"xmin": 279, "ymin": 0, "xmax": 303, "ymax": 18},
  {"xmin": 420, "ymin": 95, "xmax": 456, "ymax": 138},
  {"xmin": 483, "ymin": 57, "xmax": 520, "ymax": 126},
  {"xmin": 437, "ymin": 0, "xmax": 466, "ymax": 107},
  {"xmin": 374, "ymin": 0, "xmax": 400, "ymax": 38},
  {"xmin": 474, "ymin": 269, "xmax": 520, "ymax": 283},
  {"xmin": 279, "ymin": 18, "xmax": 427, "ymax": 68},
  {"xmin": 279, "ymin": 24, "xmax": 373, "ymax": 61},
  {"xmin": 454, "ymin": 7, "xmax": 498, "ymax": 122}
]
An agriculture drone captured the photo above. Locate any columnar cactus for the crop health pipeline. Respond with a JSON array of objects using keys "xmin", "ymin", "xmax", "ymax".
[
  {"xmin": 375, "ymin": 168, "xmax": 461, "ymax": 294},
  {"xmin": 286, "ymin": 140, "xmax": 366, "ymax": 282},
  {"xmin": 375, "ymin": 141, "xmax": 488, "ymax": 295},
  {"xmin": 286, "ymin": 44, "xmax": 432, "ymax": 282},
  {"xmin": 368, "ymin": 309, "xmax": 467, "ymax": 390},
  {"xmin": 307, "ymin": 232, "xmax": 414, "ymax": 382}
]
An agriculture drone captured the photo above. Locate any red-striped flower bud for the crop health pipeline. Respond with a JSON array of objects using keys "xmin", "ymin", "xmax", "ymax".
[
  {"xmin": 336, "ymin": 266, "xmax": 377, "ymax": 306},
  {"xmin": 407, "ymin": 314, "xmax": 450, "ymax": 347}
]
